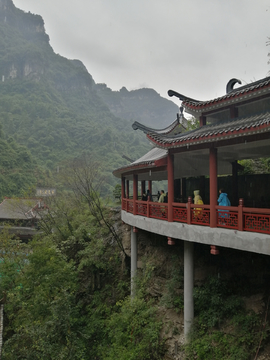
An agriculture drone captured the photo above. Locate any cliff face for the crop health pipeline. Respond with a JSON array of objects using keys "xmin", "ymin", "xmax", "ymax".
[
  {"xmin": 0, "ymin": 0, "xmax": 15, "ymax": 12},
  {"xmin": 0, "ymin": 0, "xmax": 177, "ymax": 128},
  {"xmin": 0, "ymin": 0, "xmax": 52, "ymax": 81},
  {"xmin": 0, "ymin": 0, "xmax": 47, "ymax": 38},
  {"xmin": 0, "ymin": 0, "xmax": 96, "ymax": 93}
]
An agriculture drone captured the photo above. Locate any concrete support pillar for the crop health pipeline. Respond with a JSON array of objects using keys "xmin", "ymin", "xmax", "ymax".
[
  {"xmin": 209, "ymin": 147, "xmax": 217, "ymax": 227},
  {"xmin": 131, "ymin": 227, "xmax": 138, "ymax": 298},
  {"xmin": 184, "ymin": 241, "xmax": 194, "ymax": 337},
  {"xmin": 167, "ymin": 152, "xmax": 174, "ymax": 222}
]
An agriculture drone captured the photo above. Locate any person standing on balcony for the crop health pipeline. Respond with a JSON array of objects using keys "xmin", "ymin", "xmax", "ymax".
[
  {"xmin": 158, "ymin": 190, "xmax": 166, "ymax": 203},
  {"xmin": 218, "ymin": 189, "xmax": 231, "ymax": 220},
  {"xmin": 194, "ymin": 190, "xmax": 203, "ymax": 217},
  {"xmin": 158, "ymin": 190, "xmax": 166, "ymax": 217},
  {"xmin": 218, "ymin": 189, "xmax": 231, "ymax": 206}
]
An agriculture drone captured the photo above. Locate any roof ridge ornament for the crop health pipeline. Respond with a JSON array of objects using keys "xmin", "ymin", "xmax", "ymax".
[
  {"xmin": 167, "ymin": 89, "xmax": 200, "ymax": 103},
  {"xmin": 226, "ymin": 78, "xmax": 242, "ymax": 94}
]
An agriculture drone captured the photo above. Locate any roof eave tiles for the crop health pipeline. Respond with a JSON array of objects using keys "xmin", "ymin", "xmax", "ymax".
[
  {"xmin": 183, "ymin": 79, "xmax": 270, "ymax": 113},
  {"xmin": 148, "ymin": 121, "xmax": 270, "ymax": 149}
]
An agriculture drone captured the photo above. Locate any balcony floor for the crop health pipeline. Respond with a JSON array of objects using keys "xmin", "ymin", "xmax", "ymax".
[{"xmin": 122, "ymin": 211, "xmax": 270, "ymax": 256}]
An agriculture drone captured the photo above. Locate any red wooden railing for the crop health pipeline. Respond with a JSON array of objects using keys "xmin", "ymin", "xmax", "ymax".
[
  {"xmin": 243, "ymin": 207, "xmax": 270, "ymax": 234},
  {"xmin": 122, "ymin": 197, "xmax": 270, "ymax": 236}
]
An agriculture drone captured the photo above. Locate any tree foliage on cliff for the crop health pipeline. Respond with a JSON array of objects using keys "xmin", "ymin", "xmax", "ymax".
[
  {"xmin": 0, "ymin": 190, "xmax": 164, "ymax": 359},
  {"xmin": 0, "ymin": 132, "xmax": 44, "ymax": 199}
]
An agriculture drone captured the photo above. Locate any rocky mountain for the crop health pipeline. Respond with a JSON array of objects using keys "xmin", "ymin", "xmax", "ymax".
[
  {"xmin": 0, "ymin": 0, "xmax": 178, "ymax": 197},
  {"xmin": 95, "ymin": 84, "xmax": 179, "ymax": 129}
]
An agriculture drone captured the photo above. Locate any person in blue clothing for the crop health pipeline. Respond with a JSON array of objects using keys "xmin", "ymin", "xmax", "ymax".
[{"xmin": 218, "ymin": 188, "xmax": 231, "ymax": 220}]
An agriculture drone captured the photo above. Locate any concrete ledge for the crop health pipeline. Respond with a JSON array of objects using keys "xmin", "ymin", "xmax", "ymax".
[{"xmin": 122, "ymin": 211, "xmax": 270, "ymax": 255}]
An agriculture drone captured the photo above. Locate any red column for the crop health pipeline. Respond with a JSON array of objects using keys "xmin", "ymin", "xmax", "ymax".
[
  {"xmin": 133, "ymin": 174, "xmax": 138, "ymax": 216},
  {"xmin": 121, "ymin": 176, "xmax": 125, "ymax": 210},
  {"xmin": 167, "ymin": 153, "xmax": 174, "ymax": 222},
  {"xmin": 126, "ymin": 180, "xmax": 129, "ymax": 199},
  {"xmin": 209, "ymin": 147, "xmax": 217, "ymax": 228}
]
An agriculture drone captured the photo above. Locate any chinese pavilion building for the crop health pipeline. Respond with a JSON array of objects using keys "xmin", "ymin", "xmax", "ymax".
[{"xmin": 113, "ymin": 76, "xmax": 270, "ymax": 336}]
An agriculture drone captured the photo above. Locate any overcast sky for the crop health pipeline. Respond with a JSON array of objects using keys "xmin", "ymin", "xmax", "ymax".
[{"xmin": 13, "ymin": 0, "xmax": 270, "ymax": 105}]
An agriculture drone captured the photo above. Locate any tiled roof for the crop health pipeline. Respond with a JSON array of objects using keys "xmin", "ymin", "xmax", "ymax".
[
  {"xmin": 132, "ymin": 147, "xmax": 167, "ymax": 164},
  {"xmin": 147, "ymin": 112, "xmax": 270, "ymax": 148},
  {"xmin": 168, "ymin": 76, "xmax": 270, "ymax": 113},
  {"xmin": 113, "ymin": 147, "xmax": 167, "ymax": 176},
  {"xmin": 132, "ymin": 118, "xmax": 179, "ymax": 135},
  {"xmin": 0, "ymin": 198, "xmax": 42, "ymax": 220}
]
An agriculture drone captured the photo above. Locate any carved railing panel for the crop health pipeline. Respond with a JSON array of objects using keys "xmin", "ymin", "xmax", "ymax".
[
  {"xmin": 173, "ymin": 204, "xmax": 187, "ymax": 223},
  {"xmin": 126, "ymin": 199, "xmax": 133, "ymax": 213},
  {"xmin": 191, "ymin": 208, "xmax": 210, "ymax": 225},
  {"xmin": 122, "ymin": 199, "xmax": 127, "ymax": 211},
  {"xmin": 137, "ymin": 202, "xmax": 147, "ymax": 216},
  {"xmin": 244, "ymin": 213, "xmax": 270, "ymax": 234},
  {"xmin": 149, "ymin": 203, "xmax": 168, "ymax": 220},
  {"xmin": 217, "ymin": 210, "xmax": 238, "ymax": 229}
]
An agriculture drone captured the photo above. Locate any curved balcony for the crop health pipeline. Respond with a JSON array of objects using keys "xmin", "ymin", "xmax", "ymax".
[{"xmin": 122, "ymin": 197, "xmax": 270, "ymax": 236}]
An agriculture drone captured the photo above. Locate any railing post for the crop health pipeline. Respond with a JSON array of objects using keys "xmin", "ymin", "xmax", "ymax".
[
  {"xmin": 238, "ymin": 198, "xmax": 244, "ymax": 231},
  {"xmin": 147, "ymin": 197, "xmax": 150, "ymax": 218},
  {"xmin": 187, "ymin": 196, "xmax": 192, "ymax": 224}
]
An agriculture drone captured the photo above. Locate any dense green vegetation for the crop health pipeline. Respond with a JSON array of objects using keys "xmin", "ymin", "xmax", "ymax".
[
  {"xmin": 0, "ymin": 161, "xmax": 165, "ymax": 359},
  {"xmin": 0, "ymin": 131, "xmax": 45, "ymax": 199},
  {"xmin": 185, "ymin": 276, "xmax": 269, "ymax": 359},
  {"xmin": 1, "ymin": 218, "xmax": 269, "ymax": 359}
]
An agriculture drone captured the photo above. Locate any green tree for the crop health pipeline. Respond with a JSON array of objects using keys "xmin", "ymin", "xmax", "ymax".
[{"xmin": 100, "ymin": 296, "xmax": 165, "ymax": 360}]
